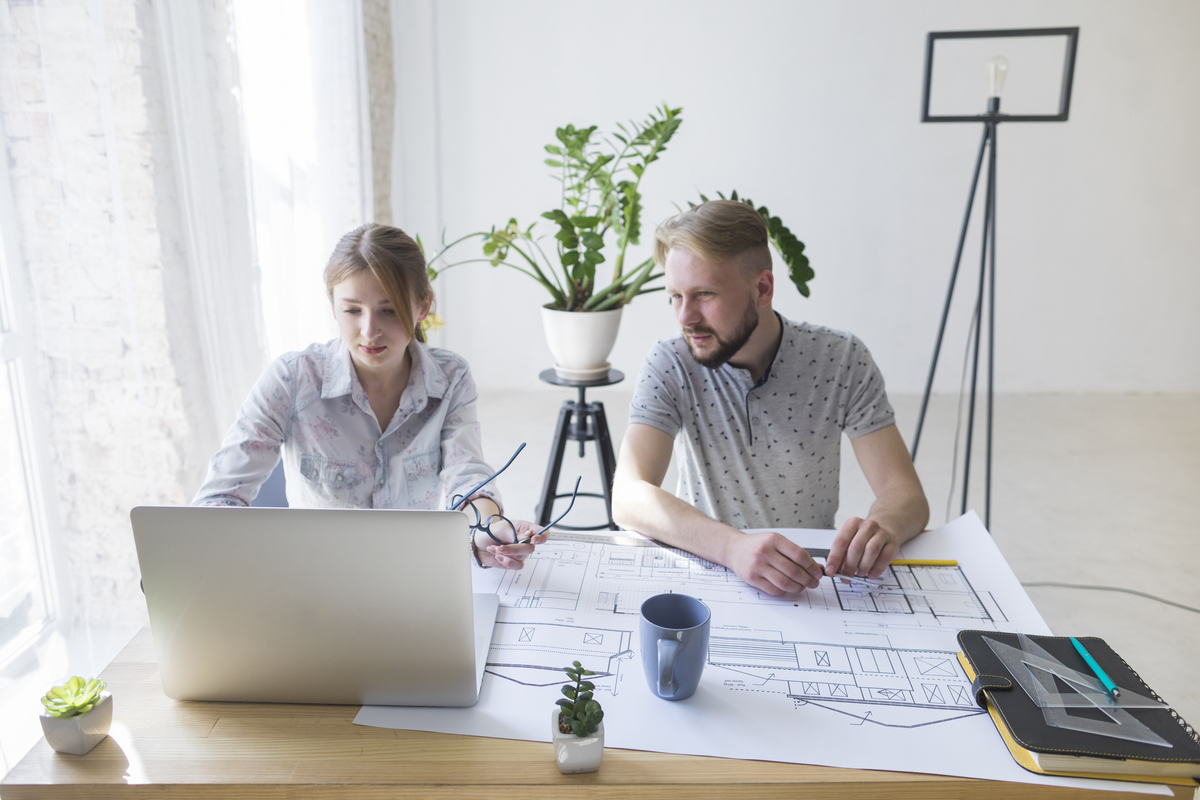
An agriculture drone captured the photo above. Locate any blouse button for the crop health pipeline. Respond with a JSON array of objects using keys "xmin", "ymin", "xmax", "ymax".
[{"xmin": 335, "ymin": 474, "xmax": 344, "ymax": 482}]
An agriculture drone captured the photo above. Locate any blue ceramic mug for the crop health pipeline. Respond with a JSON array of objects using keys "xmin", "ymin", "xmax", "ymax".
[{"xmin": 639, "ymin": 593, "xmax": 710, "ymax": 701}]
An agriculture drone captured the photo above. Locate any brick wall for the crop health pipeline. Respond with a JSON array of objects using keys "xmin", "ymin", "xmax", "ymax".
[{"xmin": 0, "ymin": 0, "xmax": 213, "ymax": 627}]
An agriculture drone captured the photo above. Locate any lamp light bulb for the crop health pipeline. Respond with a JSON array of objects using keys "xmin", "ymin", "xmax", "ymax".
[{"xmin": 986, "ymin": 56, "xmax": 1009, "ymax": 98}]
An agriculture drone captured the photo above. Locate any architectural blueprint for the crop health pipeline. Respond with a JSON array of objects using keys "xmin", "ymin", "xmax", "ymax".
[{"xmin": 355, "ymin": 513, "xmax": 1169, "ymax": 795}]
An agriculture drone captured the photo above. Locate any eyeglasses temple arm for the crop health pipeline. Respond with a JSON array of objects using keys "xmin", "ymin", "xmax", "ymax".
[
  {"xmin": 449, "ymin": 442, "xmax": 526, "ymax": 511},
  {"xmin": 532, "ymin": 475, "xmax": 581, "ymax": 537}
]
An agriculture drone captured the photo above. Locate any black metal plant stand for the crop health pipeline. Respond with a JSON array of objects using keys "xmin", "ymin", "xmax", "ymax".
[{"xmin": 535, "ymin": 368, "xmax": 623, "ymax": 531}]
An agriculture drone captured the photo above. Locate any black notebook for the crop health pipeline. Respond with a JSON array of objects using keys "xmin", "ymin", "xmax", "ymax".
[{"xmin": 957, "ymin": 630, "xmax": 1200, "ymax": 783}]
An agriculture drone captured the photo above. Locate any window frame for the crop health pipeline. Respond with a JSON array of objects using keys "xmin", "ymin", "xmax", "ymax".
[{"xmin": 0, "ymin": 135, "xmax": 67, "ymax": 668}]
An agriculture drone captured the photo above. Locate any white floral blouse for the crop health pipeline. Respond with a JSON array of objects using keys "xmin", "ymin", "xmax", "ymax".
[{"xmin": 192, "ymin": 338, "xmax": 502, "ymax": 511}]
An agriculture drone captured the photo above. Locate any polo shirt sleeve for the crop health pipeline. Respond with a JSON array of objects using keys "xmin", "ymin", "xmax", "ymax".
[
  {"xmin": 628, "ymin": 342, "xmax": 684, "ymax": 438},
  {"xmin": 839, "ymin": 335, "xmax": 896, "ymax": 438}
]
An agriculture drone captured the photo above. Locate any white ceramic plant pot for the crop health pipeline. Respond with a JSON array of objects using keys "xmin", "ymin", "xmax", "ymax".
[
  {"xmin": 39, "ymin": 692, "xmax": 112, "ymax": 756},
  {"xmin": 541, "ymin": 306, "xmax": 623, "ymax": 381},
  {"xmin": 551, "ymin": 708, "xmax": 604, "ymax": 774}
]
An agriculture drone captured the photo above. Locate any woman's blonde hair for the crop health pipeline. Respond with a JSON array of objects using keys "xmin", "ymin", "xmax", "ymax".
[
  {"xmin": 324, "ymin": 223, "xmax": 434, "ymax": 343},
  {"xmin": 653, "ymin": 199, "xmax": 771, "ymax": 279}
]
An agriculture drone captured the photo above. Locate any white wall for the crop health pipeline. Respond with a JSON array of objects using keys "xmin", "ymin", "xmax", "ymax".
[{"xmin": 401, "ymin": 0, "xmax": 1200, "ymax": 393}]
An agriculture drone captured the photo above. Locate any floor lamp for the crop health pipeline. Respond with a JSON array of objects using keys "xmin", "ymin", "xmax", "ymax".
[{"xmin": 910, "ymin": 27, "xmax": 1080, "ymax": 529}]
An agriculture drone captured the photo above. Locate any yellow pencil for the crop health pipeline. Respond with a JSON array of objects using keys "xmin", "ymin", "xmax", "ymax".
[{"xmin": 890, "ymin": 559, "xmax": 958, "ymax": 566}]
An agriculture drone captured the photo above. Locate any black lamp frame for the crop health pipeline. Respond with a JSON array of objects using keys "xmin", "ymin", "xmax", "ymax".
[
  {"xmin": 911, "ymin": 27, "xmax": 1080, "ymax": 529},
  {"xmin": 921, "ymin": 27, "xmax": 1080, "ymax": 123}
]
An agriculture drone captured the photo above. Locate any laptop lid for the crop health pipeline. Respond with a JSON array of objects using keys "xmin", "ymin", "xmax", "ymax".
[{"xmin": 130, "ymin": 506, "xmax": 495, "ymax": 707}]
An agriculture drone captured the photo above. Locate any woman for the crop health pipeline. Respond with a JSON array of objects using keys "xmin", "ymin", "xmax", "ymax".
[{"xmin": 193, "ymin": 223, "xmax": 544, "ymax": 569}]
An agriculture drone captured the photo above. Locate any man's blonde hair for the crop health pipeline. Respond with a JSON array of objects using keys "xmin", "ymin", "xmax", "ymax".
[{"xmin": 653, "ymin": 199, "xmax": 771, "ymax": 279}]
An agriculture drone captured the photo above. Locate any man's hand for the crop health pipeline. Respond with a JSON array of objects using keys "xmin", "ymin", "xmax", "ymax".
[
  {"xmin": 828, "ymin": 426, "xmax": 929, "ymax": 579},
  {"xmin": 825, "ymin": 517, "xmax": 900, "ymax": 580},
  {"xmin": 725, "ymin": 531, "xmax": 825, "ymax": 596},
  {"xmin": 474, "ymin": 520, "xmax": 547, "ymax": 570}
]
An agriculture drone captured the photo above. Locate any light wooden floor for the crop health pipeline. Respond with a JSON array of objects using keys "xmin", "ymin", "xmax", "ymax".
[{"xmin": 476, "ymin": 389, "xmax": 1200, "ymax": 732}]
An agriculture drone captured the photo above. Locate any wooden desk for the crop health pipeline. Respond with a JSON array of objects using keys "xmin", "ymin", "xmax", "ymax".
[{"xmin": 1, "ymin": 627, "xmax": 1188, "ymax": 799}]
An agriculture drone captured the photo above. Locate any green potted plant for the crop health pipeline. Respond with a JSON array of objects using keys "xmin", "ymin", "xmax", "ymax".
[
  {"xmin": 423, "ymin": 106, "xmax": 814, "ymax": 379},
  {"xmin": 551, "ymin": 660, "xmax": 605, "ymax": 773},
  {"xmin": 39, "ymin": 676, "xmax": 112, "ymax": 755},
  {"xmin": 425, "ymin": 105, "xmax": 677, "ymax": 379}
]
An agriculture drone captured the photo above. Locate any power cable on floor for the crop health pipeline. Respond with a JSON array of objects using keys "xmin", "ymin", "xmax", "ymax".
[
  {"xmin": 945, "ymin": 301, "xmax": 980, "ymax": 525},
  {"xmin": 1021, "ymin": 582, "xmax": 1200, "ymax": 615}
]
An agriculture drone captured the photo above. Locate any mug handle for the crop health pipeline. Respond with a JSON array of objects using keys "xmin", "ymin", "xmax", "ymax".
[{"xmin": 658, "ymin": 639, "xmax": 679, "ymax": 698}]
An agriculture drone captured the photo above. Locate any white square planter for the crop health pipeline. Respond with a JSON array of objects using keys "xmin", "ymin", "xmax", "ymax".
[
  {"xmin": 551, "ymin": 708, "xmax": 604, "ymax": 774},
  {"xmin": 39, "ymin": 692, "xmax": 113, "ymax": 756}
]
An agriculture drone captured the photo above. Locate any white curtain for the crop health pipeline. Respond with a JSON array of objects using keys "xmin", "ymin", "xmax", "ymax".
[{"xmin": 233, "ymin": 0, "xmax": 373, "ymax": 359}]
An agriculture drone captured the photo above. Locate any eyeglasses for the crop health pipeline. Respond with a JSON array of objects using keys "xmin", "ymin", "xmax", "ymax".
[{"xmin": 449, "ymin": 442, "xmax": 580, "ymax": 545}]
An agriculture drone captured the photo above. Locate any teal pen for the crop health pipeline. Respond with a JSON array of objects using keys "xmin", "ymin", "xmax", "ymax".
[{"xmin": 1070, "ymin": 636, "xmax": 1121, "ymax": 698}]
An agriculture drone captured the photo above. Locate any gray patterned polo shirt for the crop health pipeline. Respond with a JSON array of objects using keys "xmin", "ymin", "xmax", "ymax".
[{"xmin": 628, "ymin": 315, "xmax": 895, "ymax": 530}]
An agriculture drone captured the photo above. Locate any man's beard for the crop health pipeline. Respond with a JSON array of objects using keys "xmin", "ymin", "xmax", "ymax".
[{"xmin": 683, "ymin": 299, "xmax": 759, "ymax": 369}]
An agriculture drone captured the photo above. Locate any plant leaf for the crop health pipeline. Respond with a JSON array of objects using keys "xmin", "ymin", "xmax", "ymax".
[
  {"xmin": 580, "ymin": 231, "xmax": 604, "ymax": 250},
  {"xmin": 705, "ymin": 192, "xmax": 814, "ymax": 298}
]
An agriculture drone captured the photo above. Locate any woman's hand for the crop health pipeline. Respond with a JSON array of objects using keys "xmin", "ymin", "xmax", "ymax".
[{"xmin": 473, "ymin": 520, "xmax": 548, "ymax": 569}]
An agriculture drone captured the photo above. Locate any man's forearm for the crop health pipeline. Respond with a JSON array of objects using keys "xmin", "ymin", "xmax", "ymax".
[
  {"xmin": 865, "ymin": 479, "xmax": 930, "ymax": 545},
  {"xmin": 612, "ymin": 479, "xmax": 742, "ymax": 567}
]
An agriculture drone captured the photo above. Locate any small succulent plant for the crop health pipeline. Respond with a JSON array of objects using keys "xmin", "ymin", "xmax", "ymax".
[
  {"xmin": 40, "ymin": 676, "xmax": 106, "ymax": 718},
  {"xmin": 556, "ymin": 661, "xmax": 604, "ymax": 737}
]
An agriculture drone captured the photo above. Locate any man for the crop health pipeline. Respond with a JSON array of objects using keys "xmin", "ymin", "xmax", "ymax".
[{"xmin": 611, "ymin": 200, "xmax": 929, "ymax": 597}]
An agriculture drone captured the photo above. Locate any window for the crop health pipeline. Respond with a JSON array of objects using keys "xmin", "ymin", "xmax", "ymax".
[
  {"xmin": 0, "ymin": 157, "xmax": 56, "ymax": 668},
  {"xmin": 232, "ymin": 0, "xmax": 370, "ymax": 358}
]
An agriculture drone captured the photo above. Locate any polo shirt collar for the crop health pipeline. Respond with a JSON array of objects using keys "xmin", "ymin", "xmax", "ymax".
[
  {"xmin": 759, "ymin": 311, "xmax": 789, "ymax": 386},
  {"xmin": 724, "ymin": 311, "xmax": 788, "ymax": 391}
]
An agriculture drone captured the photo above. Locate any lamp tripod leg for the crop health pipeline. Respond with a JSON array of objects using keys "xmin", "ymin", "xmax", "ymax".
[
  {"xmin": 912, "ymin": 125, "xmax": 992, "ymax": 461},
  {"xmin": 962, "ymin": 122, "xmax": 996, "ymax": 517},
  {"xmin": 985, "ymin": 125, "xmax": 998, "ymax": 530}
]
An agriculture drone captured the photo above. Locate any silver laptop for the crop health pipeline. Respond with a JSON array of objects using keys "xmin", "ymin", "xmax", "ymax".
[{"xmin": 130, "ymin": 506, "xmax": 499, "ymax": 707}]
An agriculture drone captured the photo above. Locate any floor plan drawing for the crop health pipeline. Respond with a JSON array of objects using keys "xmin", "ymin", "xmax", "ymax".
[
  {"xmin": 495, "ymin": 534, "xmax": 746, "ymax": 613},
  {"xmin": 495, "ymin": 538, "xmax": 592, "ymax": 610},
  {"xmin": 485, "ymin": 617, "xmax": 634, "ymax": 693},
  {"xmin": 360, "ymin": 515, "xmax": 1090, "ymax": 791},
  {"xmin": 484, "ymin": 534, "xmax": 997, "ymax": 717},
  {"xmin": 495, "ymin": 533, "xmax": 997, "ymax": 630},
  {"xmin": 801, "ymin": 564, "xmax": 994, "ymax": 627},
  {"xmin": 706, "ymin": 628, "xmax": 984, "ymax": 727}
]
